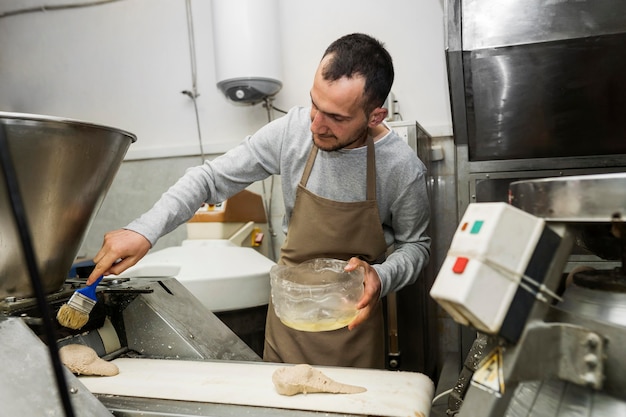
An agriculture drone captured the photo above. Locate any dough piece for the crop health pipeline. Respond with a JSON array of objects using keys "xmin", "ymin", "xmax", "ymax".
[
  {"xmin": 59, "ymin": 344, "xmax": 119, "ymax": 376},
  {"xmin": 272, "ymin": 364, "xmax": 366, "ymax": 396}
]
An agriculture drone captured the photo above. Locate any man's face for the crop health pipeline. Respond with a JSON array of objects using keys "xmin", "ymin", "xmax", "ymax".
[{"xmin": 309, "ymin": 57, "xmax": 371, "ymax": 152}]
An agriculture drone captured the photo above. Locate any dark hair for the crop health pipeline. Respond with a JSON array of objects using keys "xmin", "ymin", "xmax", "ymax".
[{"xmin": 321, "ymin": 33, "xmax": 394, "ymax": 114}]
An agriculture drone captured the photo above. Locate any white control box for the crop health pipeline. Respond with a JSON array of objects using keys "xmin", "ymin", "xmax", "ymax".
[{"xmin": 430, "ymin": 202, "xmax": 549, "ymax": 335}]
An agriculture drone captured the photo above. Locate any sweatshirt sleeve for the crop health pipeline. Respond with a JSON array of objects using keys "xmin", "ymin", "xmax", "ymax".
[
  {"xmin": 124, "ymin": 163, "xmax": 220, "ymax": 246},
  {"xmin": 124, "ymin": 114, "xmax": 289, "ymax": 245},
  {"xmin": 372, "ymin": 163, "xmax": 431, "ymax": 298}
]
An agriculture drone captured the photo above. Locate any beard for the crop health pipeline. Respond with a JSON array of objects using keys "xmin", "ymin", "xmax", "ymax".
[{"xmin": 312, "ymin": 124, "xmax": 369, "ymax": 152}]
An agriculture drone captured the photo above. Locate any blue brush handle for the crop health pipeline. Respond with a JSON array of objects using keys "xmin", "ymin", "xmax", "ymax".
[{"xmin": 76, "ymin": 275, "xmax": 104, "ymax": 301}]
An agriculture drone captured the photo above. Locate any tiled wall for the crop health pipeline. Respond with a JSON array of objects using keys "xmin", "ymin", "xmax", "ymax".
[{"xmin": 78, "ymin": 155, "xmax": 286, "ymax": 261}]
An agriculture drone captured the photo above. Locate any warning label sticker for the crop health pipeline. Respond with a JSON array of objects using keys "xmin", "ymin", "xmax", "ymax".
[{"xmin": 471, "ymin": 347, "xmax": 505, "ymax": 395}]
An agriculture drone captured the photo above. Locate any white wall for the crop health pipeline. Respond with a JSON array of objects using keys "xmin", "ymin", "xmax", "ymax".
[
  {"xmin": 0, "ymin": 0, "xmax": 451, "ymax": 161},
  {"xmin": 277, "ymin": 0, "xmax": 452, "ymax": 136}
]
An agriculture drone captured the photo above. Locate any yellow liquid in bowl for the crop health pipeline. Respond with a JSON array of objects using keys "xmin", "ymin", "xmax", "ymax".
[{"xmin": 280, "ymin": 314, "xmax": 357, "ymax": 332}]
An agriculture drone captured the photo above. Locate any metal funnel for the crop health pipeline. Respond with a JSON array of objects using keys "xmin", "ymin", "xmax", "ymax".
[{"xmin": 0, "ymin": 112, "xmax": 136, "ymax": 299}]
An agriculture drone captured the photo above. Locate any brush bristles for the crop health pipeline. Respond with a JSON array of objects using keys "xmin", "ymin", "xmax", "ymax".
[{"xmin": 57, "ymin": 303, "xmax": 90, "ymax": 329}]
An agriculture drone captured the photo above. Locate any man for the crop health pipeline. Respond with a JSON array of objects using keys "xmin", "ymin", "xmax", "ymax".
[{"xmin": 87, "ymin": 33, "xmax": 430, "ymax": 369}]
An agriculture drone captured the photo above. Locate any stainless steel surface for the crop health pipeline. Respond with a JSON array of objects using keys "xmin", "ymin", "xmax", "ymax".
[
  {"xmin": 460, "ymin": 35, "xmax": 626, "ymax": 161},
  {"xmin": 390, "ymin": 121, "xmax": 439, "ymax": 376},
  {"xmin": 0, "ymin": 317, "xmax": 113, "ymax": 416},
  {"xmin": 509, "ymin": 173, "xmax": 626, "ymax": 222},
  {"xmin": 2, "ymin": 276, "xmax": 262, "ymax": 415},
  {"xmin": 461, "ymin": 0, "xmax": 626, "ymax": 50},
  {"xmin": 505, "ymin": 380, "xmax": 626, "ymax": 417},
  {"xmin": 445, "ymin": 0, "xmax": 626, "ymax": 160},
  {"xmin": 121, "ymin": 278, "xmax": 260, "ymax": 361},
  {"xmin": 559, "ymin": 283, "xmax": 626, "ymax": 328},
  {"xmin": 455, "ymin": 149, "xmax": 626, "ymax": 224},
  {"xmin": 458, "ymin": 304, "xmax": 626, "ymax": 415},
  {"xmin": 0, "ymin": 112, "xmax": 136, "ymax": 299},
  {"xmin": 507, "ymin": 323, "xmax": 605, "ymax": 391},
  {"xmin": 98, "ymin": 395, "xmax": 359, "ymax": 417},
  {"xmin": 427, "ymin": 136, "xmax": 465, "ymax": 379}
]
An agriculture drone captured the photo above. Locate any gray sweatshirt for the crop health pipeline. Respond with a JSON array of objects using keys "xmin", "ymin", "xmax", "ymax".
[{"xmin": 127, "ymin": 106, "xmax": 430, "ymax": 297}]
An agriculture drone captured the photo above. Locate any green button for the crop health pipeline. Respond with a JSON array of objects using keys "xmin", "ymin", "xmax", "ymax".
[{"xmin": 470, "ymin": 220, "xmax": 484, "ymax": 234}]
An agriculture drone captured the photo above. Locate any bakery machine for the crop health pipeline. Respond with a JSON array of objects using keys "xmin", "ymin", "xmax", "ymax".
[
  {"xmin": 1, "ymin": 113, "xmax": 435, "ymax": 416},
  {"xmin": 0, "ymin": 112, "xmax": 259, "ymax": 416},
  {"xmin": 1, "ymin": 277, "xmax": 262, "ymax": 416},
  {"xmin": 431, "ymin": 172, "xmax": 626, "ymax": 416},
  {"xmin": 436, "ymin": 2, "xmax": 626, "ymax": 411}
]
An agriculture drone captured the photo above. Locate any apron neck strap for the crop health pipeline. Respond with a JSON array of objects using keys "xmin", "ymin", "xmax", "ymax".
[
  {"xmin": 365, "ymin": 137, "xmax": 376, "ymax": 200},
  {"xmin": 300, "ymin": 144, "xmax": 318, "ymax": 187}
]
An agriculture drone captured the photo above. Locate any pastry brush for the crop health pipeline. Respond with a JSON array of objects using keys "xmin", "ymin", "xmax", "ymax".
[{"xmin": 56, "ymin": 275, "xmax": 104, "ymax": 329}]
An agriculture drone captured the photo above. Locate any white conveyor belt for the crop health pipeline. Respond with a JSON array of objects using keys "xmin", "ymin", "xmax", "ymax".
[{"xmin": 80, "ymin": 358, "xmax": 434, "ymax": 417}]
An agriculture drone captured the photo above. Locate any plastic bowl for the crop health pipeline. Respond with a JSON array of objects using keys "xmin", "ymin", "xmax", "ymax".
[{"xmin": 270, "ymin": 258, "xmax": 364, "ymax": 332}]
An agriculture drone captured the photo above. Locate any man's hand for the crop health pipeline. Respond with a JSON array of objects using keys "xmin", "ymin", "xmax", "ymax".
[
  {"xmin": 344, "ymin": 257, "xmax": 382, "ymax": 330},
  {"xmin": 86, "ymin": 229, "xmax": 151, "ymax": 285}
]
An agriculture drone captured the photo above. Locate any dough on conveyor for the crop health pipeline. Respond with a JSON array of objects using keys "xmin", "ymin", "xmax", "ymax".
[
  {"xmin": 59, "ymin": 344, "xmax": 119, "ymax": 376},
  {"xmin": 272, "ymin": 364, "xmax": 366, "ymax": 396}
]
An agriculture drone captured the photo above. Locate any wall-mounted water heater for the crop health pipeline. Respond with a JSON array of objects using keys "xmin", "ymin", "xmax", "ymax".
[{"xmin": 211, "ymin": 0, "xmax": 283, "ymax": 104}]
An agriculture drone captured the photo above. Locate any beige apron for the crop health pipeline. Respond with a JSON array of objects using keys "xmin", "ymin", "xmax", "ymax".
[{"xmin": 263, "ymin": 137, "xmax": 388, "ymax": 368}]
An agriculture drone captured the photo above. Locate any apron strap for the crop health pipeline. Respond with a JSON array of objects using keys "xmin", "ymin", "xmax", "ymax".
[
  {"xmin": 366, "ymin": 137, "xmax": 376, "ymax": 201},
  {"xmin": 300, "ymin": 145, "xmax": 318, "ymax": 187}
]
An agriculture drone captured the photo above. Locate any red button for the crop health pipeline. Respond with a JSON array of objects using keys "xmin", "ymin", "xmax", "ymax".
[{"xmin": 452, "ymin": 257, "xmax": 469, "ymax": 274}]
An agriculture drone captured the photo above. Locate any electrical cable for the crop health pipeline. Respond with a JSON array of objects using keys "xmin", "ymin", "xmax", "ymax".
[
  {"xmin": 270, "ymin": 105, "xmax": 289, "ymax": 115},
  {"xmin": 0, "ymin": 0, "xmax": 124, "ymax": 19},
  {"xmin": 182, "ymin": 0, "xmax": 205, "ymax": 162},
  {"xmin": 432, "ymin": 387, "xmax": 454, "ymax": 404},
  {"xmin": 261, "ymin": 175, "xmax": 277, "ymax": 262},
  {"xmin": 483, "ymin": 258, "xmax": 562, "ymax": 304},
  {"xmin": 446, "ymin": 250, "xmax": 564, "ymax": 304},
  {"xmin": 0, "ymin": 124, "xmax": 76, "ymax": 417},
  {"xmin": 262, "ymin": 97, "xmax": 278, "ymax": 261},
  {"xmin": 521, "ymin": 274, "xmax": 563, "ymax": 302}
]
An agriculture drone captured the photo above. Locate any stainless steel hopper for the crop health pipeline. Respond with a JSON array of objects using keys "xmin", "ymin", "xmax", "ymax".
[{"xmin": 0, "ymin": 112, "xmax": 136, "ymax": 299}]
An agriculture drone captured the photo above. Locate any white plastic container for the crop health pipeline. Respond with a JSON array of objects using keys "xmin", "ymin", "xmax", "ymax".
[{"xmin": 117, "ymin": 241, "xmax": 275, "ymax": 312}]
